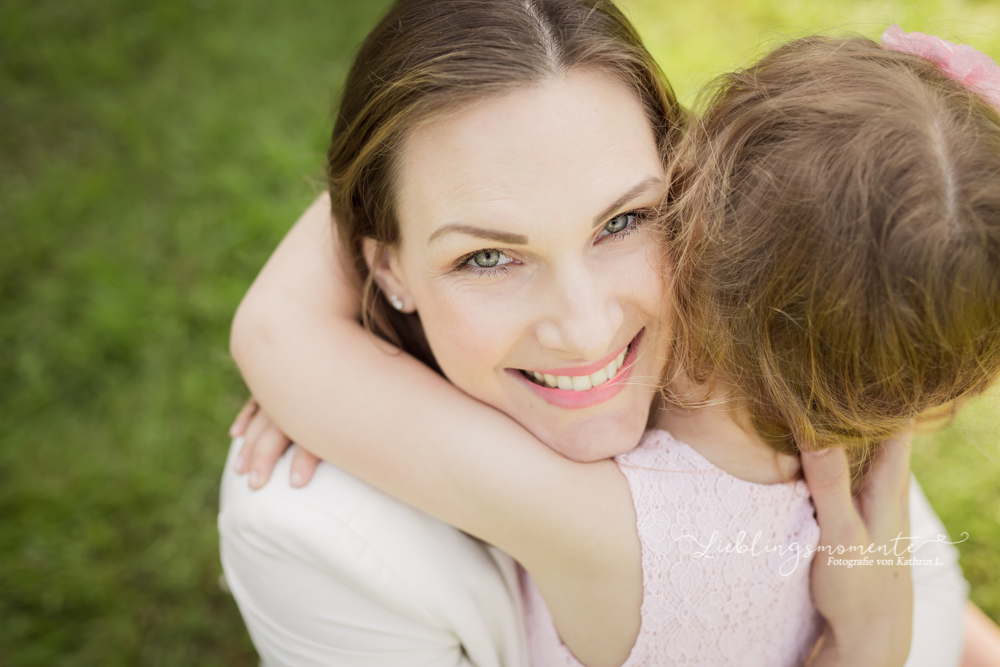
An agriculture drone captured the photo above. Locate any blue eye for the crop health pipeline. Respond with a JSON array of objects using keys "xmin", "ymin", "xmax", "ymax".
[
  {"xmin": 468, "ymin": 249, "xmax": 507, "ymax": 268},
  {"xmin": 597, "ymin": 210, "xmax": 646, "ymax": 240},
  {"xmin": 458, "ymin": 248, "xmax": 514, "ymax": 275},
  {"xmin": 606, "ymin": 213, "xmax": 634, "ymax": 234}
]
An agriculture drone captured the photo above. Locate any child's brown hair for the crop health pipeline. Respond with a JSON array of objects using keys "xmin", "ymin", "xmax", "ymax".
[{"xmin": 663, "ymin": 35, "xmax": 1000, "ymax": 475}]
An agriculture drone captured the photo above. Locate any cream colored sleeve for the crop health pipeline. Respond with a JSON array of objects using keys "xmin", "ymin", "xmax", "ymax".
[
  {"xmin": 218, "ymin": 438, "xmax": 528, "ymax": 667},
  {"xmin": 903, "ymin": 474, "xmax": 970, "ymax": 667}
]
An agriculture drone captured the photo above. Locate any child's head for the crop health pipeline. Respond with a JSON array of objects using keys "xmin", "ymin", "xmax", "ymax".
[{"xmin": 663, "ymin": 34, "xmax": 1000, "ymax": 471}]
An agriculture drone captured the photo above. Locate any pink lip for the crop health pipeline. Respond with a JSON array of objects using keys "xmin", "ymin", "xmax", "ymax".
[
  {"xmin": 529, "ymin": 339, "xmax": 632, "ymax": 377},
  {"xmin": 507, "ymin": 330, "xmax": 644, "ymax": 410}
]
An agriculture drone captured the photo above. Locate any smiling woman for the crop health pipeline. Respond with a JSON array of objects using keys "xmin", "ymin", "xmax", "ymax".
[
  {"xmin": 364, "ymin": 70, "xmax": 668, "ymax": 461},
  {"xmin": 223, "ymin": 2, "xmax": 684, "ymax": 663}
]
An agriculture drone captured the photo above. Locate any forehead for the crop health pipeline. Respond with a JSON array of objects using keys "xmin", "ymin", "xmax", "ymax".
[{"xmin": 395, "ymin": 69, "xmax": 663, "ymax": 246}]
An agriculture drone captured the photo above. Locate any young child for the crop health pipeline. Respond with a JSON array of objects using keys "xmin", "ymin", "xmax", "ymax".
[
  {"xmin": 522, "ymin": 30, "xmax": 1000, "ymax": 666},
  {"xmin": 231, "ymin": 28, "xmax": 1000, "ymax": 667}
]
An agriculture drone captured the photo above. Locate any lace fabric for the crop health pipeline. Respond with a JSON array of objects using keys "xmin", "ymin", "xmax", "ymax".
[{"xmin": 522, "ymin": 429, "xmax": 823, "ymax": 667}]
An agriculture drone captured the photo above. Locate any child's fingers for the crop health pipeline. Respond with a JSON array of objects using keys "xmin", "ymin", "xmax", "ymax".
[
  {"xmin": 234, "ymin": 408, "xmax": 271, "ymax": 474},
  {"xmin": 289, "ymin": 445, "xmax": 321, "ymax": 488},
  {"xmin": 801, "ymin": 447, "xmax": 864, "ymax": 543},
  {"xmin": 229, "ymin": 397, "xmax": 259, "ymax": 437},
  {"xmin": 863, "ymin": 430, "xmax": 912, "ymax": 506},
  {"xmin": 248, "ymin": 424, "xmax": 292, "ymax": 489},
  {"xmin": 239, "ymin": 407, "xmax": 271, "ymax": 472},
  {"xmin": 858, "ymin": 430, "xmax": 912, "ymax": 542},
  {"xmin": 233, "ymin": 436, "xmax": 250, "ymax": 474}
]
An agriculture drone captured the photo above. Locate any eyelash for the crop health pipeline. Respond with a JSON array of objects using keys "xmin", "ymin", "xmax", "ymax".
[
  {"xmin": 454, "ymin": 207, "xmax": 652, "ymax": 277},
  {"xmin": 454, "ymin": 257, "xmax": 514, "ymax": 278},
  {"xmin": 601, "ymin": 208, "xmax": 651, "ymax": 242}
]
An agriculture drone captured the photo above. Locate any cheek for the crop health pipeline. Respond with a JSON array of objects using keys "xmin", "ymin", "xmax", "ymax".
[
  {"xmin": 614, "ymin": 240, "xmax": 668, "ymax": 321},
  {"xmin": 412, "ymin": 287, "xmax": 524, "ymax": 390}
]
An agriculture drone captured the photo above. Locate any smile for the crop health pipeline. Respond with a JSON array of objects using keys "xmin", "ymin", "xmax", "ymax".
[
  {"xmin": 521, "ymin": 343, "xmax": 629, "ymax": 390},
  {"xmin": 508, "ymin": 330, "xmax": 644, "ymax": 410}
]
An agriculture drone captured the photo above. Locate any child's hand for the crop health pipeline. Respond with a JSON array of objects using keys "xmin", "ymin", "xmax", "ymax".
[
  {"xmin": 229, "ymin": 397, "xmax": 321, "ymax": 489},
  {"xmin": 802, "ymin": 432, "xmax": 914, "ymax": 667}
]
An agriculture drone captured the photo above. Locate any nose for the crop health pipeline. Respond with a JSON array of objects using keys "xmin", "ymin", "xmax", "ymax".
[{"xmin": 534, "ymin": 259, "xmax": 625, "ymax": 360}]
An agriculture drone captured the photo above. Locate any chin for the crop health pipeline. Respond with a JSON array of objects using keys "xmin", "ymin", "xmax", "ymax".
[{"xmin": 525, "ymin": 403, "xmax": 649, "ymax": 463}]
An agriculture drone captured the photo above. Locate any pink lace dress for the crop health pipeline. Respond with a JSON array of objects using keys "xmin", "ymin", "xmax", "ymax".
[{"xmin": 521, "ymin": 429, "xmax": 823, "ymax": 667}]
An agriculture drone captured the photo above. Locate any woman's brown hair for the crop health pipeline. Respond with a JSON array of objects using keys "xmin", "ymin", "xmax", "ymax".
[
  {"xmin": 663, "ymin": 36, "xmax": 1000, "ymax": 476},
  {"xmin": 327, "ymin": 0, "xmax": 685, "ymax": 370}
]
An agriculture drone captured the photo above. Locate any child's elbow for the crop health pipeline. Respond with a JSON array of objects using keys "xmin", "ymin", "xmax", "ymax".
[{"xmin": 229, "ymin": 290, "xmax": 272, "ymax": 376}]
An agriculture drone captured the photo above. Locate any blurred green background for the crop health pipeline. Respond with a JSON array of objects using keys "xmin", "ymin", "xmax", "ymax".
[{"xmin": 1, "ymin": 0, "xmax": 998, "ymax": 664}]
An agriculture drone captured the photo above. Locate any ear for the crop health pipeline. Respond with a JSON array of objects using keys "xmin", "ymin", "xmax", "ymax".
[{"xmin": 361, "ymin": 238, "xmax": 416, "ymax": 313}]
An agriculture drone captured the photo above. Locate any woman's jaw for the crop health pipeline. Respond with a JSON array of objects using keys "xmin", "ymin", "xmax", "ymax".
[{"xmin": 495, "ymin": 324, "xmax": 664, "ymax": 463}]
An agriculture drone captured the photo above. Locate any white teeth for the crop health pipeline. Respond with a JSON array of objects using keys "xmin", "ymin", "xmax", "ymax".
[{"xmin": 524, "ymin": 342, "xmax": 633, "ymax": 391}]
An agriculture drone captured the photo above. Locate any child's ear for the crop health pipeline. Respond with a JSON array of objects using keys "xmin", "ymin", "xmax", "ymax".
[{"xmin": 361, "ymin": 237, "xmax": 416, "ymax": 313}]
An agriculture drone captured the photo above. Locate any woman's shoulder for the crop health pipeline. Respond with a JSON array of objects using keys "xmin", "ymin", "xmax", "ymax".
[
  {"xmin": 219, "ymin": 437, "xmax": 508, "ymax": 589},
  {"xmin": 219, "ymin": 436, "xmax": 529, "ymax": 665}
]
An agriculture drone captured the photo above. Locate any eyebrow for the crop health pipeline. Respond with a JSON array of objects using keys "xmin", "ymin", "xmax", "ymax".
[
  {"xmin": 426, "ymin": 175, "xmax": 663, "ymax": 246},
  {"xmin": 591, "ymin": 176, "xmax": 663, "ymax": 229},
  {"xmin": 427, "ymin": 224, "xmax": 528, "ymax": 245}
]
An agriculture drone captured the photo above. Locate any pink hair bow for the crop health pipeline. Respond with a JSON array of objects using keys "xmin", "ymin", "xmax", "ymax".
[{"xmin": 881, "ymin": 24, "xmax": 1000, "ymax": 111}]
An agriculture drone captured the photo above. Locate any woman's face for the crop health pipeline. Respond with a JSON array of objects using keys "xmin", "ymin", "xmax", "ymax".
[{"xmin": 377, "ymin": 69, "xmax": 668, "ymax": 461}]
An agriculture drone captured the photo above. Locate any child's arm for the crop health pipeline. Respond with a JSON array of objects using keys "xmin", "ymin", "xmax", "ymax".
[{"xmin": 230, "ymin": 194, "xmax": 641, "ymax": 667}]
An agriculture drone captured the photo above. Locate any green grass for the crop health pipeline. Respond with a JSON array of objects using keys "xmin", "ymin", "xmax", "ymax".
[
  {"xmin": 0, "ymin": 1, "xmax": 393, "ymax": 664},
  {"xmin": 1, "ymin": 0, "xmax": 997, "ymax": 664}
]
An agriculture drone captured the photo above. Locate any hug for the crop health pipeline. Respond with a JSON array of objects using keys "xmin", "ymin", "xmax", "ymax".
[{"xmin": 220, "ymin": 1, "xmax": 1000, "ymax": 665}]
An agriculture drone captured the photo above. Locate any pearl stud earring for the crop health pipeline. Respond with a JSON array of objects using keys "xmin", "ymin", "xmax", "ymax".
[{"xmin": 389, "ymin": 294, "xmax": 404, "ymax": 311}]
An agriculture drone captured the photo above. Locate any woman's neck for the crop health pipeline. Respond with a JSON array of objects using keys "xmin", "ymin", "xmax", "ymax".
[{"xmin": 651, "ymin": 374, "xmax": 802, "ymax": 485}]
